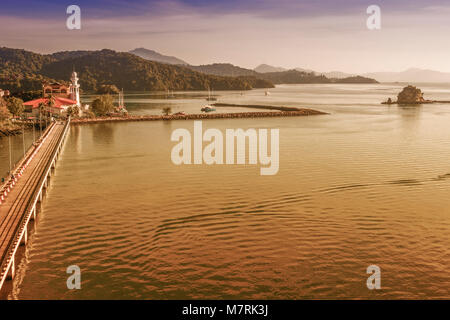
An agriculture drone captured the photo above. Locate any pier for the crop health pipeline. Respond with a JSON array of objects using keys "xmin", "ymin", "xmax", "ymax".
[{"xmin": 0, "ymin": 119, "xmax": 70, "ymax": 291}]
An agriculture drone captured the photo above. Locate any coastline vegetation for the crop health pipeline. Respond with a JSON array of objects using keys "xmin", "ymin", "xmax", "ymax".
[
  {"xmin": 97, "ymin": 84, "xmax": 120, "ymax": 94},
  {"xmin": 0, "ymin": 47, "xmax": 377, "ymax": 101},
  {"xmin": 0, "ymin": 47, "xmax": 273, "ymax": 95},
  {"xmin": 91, "ymin": 94, "xmax": 115, "ymax": 116}
]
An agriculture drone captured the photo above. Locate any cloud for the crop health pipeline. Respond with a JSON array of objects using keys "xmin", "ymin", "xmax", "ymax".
[{"xmin": 2, "ymin": 0, "xmax": 450, "ymax": 73}]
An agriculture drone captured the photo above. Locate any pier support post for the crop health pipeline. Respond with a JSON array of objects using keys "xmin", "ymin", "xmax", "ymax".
[
  {"xmin": 20, "ymin": 227, "xmax": 28, "ymax": 246},
  {"xmin": 6, "ymin": 257, "xmax": 15, "ymax": 281},
  {"xmin": 30, "ymin": 206, "xmax": 36, "ymax": 221}
]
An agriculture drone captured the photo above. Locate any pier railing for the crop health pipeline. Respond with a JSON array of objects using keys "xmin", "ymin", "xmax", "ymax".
[
  {"xmin": 0, "ymin": 119, "xmax": 70, "ymax": 291},
  {"xmin": 0, "ymin": 122, "xmax": 56, "ymax": 203}
]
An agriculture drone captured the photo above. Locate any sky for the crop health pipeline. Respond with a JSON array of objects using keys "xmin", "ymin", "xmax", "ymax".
[{"xmin": 2, "ymin": 0, "xmax": 450, "ymax": 73}]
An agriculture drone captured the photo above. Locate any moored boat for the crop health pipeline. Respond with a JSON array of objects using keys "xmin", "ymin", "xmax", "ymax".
[{"xmin": 201, "ymin": 105, "xmax": 216, "ymax": 112}]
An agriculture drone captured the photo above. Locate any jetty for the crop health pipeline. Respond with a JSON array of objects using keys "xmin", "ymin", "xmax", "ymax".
[
  {"xmin": 71, "ymin": 109, "xmax": 327, "ymax": 125},
  {"xmin": 211, "ymin": 103, "xmax": 302, "ymax": 111},
  {"xmin": 0, "ymin": 119, "xmax": 70, "ymax": 291}
]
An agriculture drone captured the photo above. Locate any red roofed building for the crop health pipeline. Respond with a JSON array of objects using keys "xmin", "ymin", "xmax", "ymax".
[
  {"xmin": 23, "ymin": 70, "xmax": 83, "ymax": 117},
  {"xmin": 23, "ymin": 96, "xmax": 78, "ymax": 117}
]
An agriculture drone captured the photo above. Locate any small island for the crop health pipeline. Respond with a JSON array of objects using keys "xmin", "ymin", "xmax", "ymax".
[
  {"xmin": 382, "ymin": 85, "xmax": 450, "ymax": 105},
  {"xmin": 383, "ymin": 85, "xmax": 432, "ymax": 105}
]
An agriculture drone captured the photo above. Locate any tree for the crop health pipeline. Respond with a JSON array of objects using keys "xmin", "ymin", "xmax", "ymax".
[
  {"xmin": 162, "ymin": 107, "xmax": 172, "ymax": 116},
  {"xmin": 0, "ymin": 97, "xmax": 11, "ymax": 122},
  {"xmin": 85, "ymin": 110, "xmax": 96, "ymax": 119},
  {"xmin": 66, "ymin": 105, "xmax": 80, "ymax": 117},
  {"xmin": 38, "ymin": 102, "xmax": 46, "ymax": 116},
  {"xmin": 6, "ymin": 97, "xmax": 24, "ymax": 116},
  {"xmin": 97, "ymin": 84, "xmax": 120, "ymax": 94},
  {"xmin": 91, "ymin": 94, "xmax": 114, "ymax": 116}
]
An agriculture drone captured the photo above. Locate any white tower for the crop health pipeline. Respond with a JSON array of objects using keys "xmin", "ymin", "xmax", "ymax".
[{"xmin": 70, "ymin": 70, "xmax": 81, "ymax": 107}]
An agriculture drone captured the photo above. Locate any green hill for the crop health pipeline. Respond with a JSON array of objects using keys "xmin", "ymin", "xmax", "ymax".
[
  {"xmin": 187, "ymin": 63, "xmax": 377, "ymax": 85},
  {"xmin": 188, "ymin": 63, "xmax": 259, "ymax": 77},
  {"xmin": 129, "ymin": 48, "xmax": 188, "ymax": 65},
  {"xmin": 0, "ymin": 47, "xmax": 55, "ymax": 77},
  {"xmin": 0, "ymin": 48, "xmax": 270, "ymax": 94},
  {"xmin": 0, "ymin": 47, "xmax": 377, "ymax": 96},
  {"xmin": 40, "ymin": 50, "xmax": 262, "ymax": 91},
  {"xmin": 259, "ymin": 70, "xmax": 378, "ymax": 84},
  {"xmin": 260, "ymin": 70, "xmax": 330, "ymax": 84}
]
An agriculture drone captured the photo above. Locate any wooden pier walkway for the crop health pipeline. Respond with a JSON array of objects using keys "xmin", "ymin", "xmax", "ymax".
[{"xmin": 0, "ymin": 120, "xmax": 70, "ymax": 290}]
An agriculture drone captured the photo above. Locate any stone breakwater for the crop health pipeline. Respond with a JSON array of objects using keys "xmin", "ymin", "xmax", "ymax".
[
  {"xmin": 0, "ymin": 122, "xmax": 36, "ymax": 137},
  {"xmin": 71, "ymin": 110, "xmax": 327, "ymax": 125},
  {"xmin": 211, "ymin": 103, "xmax": 302, "ymax": 112}
]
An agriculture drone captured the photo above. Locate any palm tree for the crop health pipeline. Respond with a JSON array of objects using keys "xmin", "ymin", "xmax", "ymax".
[
  {"xmin": 38, "ymin": 102, "xmax": 46, "ymax": 137},
  {"xmin": 162, "ymin": 107, "xmax": 172, "ymax": 116},
  {"xmin": 46, "ymin": 95, "xmax": 55, "ymax": 125}
]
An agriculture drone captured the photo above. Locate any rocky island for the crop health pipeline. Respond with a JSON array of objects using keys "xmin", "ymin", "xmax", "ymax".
[{"xmin": 383, "ymin": 85, "xmax": 434, "ymax": 105}]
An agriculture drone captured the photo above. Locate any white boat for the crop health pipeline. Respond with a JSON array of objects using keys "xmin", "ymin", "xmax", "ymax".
[
  {"xmin": 166, "ymin": 90, "xmax": 175, "ymax": 98},
  {"xmin": 206, "ymin": 88, "xmax": 217, "ymax": 101},
  {"xmin": 115, "ymin": 89, "xmax": 127, "ymax": 113},
  {"xmin": 201, "ymin": 105, "xmax": 216, "ymax": 112}
]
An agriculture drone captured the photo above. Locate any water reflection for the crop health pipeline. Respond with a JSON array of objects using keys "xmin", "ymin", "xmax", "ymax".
[
  {"xmin": 7, "ymin": 84, "xmax": 450, "ymax": 299},
  {"xmin": 91, "ymin": 123, "xmax": 115, "ymax": 146}
]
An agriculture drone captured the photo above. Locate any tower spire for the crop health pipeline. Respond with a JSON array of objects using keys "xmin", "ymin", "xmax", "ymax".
[{"xmin": 70, "ymin": 69, "xmax": 81, "ymax": 107}]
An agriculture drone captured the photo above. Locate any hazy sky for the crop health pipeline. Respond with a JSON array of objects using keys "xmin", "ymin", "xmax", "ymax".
[{"xmin": 2, "ymin": 0, "xmax": 450, "ymax": 73}]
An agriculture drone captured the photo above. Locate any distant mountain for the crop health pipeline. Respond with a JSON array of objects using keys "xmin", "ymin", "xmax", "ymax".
[
  {"xmin": 254, "ymin": 64, "xmax": 287, "ymax": 73},
  {"xmin": 0, "ymin": 47, "xmax": 268, "ymax": 93},
  {"xmin": 51, "ymin": 50, "xmax": 93, "ymax": 61},
  {"xmin": 259, "ymin": 70, "xmax": 377, "ymax": 84},
  {"xmin": 0, "ymin": 47, "xmax": 378, "ymax": 95},
  {"xmin": 188, "ymin": 62, "xmax": 376, "ymax": 85},
  {"xmin": 255, "ymin": 64, "xmax": 359, "ymax": 79},
  {"xmin": 129, "ymin": 48, "xmax": 188, "ymax": 65},
  {"xmin": 187, "ymin": 63, "xmax": 273, "ymax": 88},
  {"xmin": 187, "ymin": 63, "xmax": 375, "ymax": 85},
  {"xmin": 334, "ymin": 75, "xmax": 378, "ymax": 84},
  {"xmin": 256, "ymin": 65, "xmax": 450, "ymax": 83},
  {"xmin": 259, "ymin": 70, "xmax": 329, "ymax": 84},
  {"xmin": 294, "ymin": 67, "xmax": 316, "ymax": 74},
  {"xmin": 321, "ymin": 71, "xmax": 355, "ymax": 79},
  {"xmin": 363, "ymin": 68, "xmax": 450, "ymax": 83},
  {"xmin": 188, "ymin": 63, "xmax": 258, "ymax": 77}
]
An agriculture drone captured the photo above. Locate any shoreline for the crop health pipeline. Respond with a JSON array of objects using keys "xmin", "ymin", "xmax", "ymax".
[{"xmin": 71, "ymin": 109, "xmax": 327, "ymax": 125}]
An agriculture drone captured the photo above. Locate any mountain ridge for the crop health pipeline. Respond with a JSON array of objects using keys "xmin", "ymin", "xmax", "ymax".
[
  {"xmin": 129, "ymin": 48, "xmax": 188, "ymax": 65},
  {"xmin": 363, "ymin": 68, "xmax": 450, "ymax": 83},
  {"xmin": 189, "ymin": 62, "xmax": 377, "ymax": 84},
  {"xmin": 0, "ymin": 47, "xmax": 271, "ymax": 93}
]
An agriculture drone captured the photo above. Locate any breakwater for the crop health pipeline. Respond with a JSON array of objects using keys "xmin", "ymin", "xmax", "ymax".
[
  {"xmin": 0, "ymin": 122, "xmax": 43, "ymax": 137},
  {"xmin": 211, "ymin": 103, "xmax": 302, "ymax": 111},
  {"xmin": 0, "ymin": 128, "xmax": 22, "ymax": 137},
  {"xmin": 71, "ymin": 110, "xmax": 327, "ymax": 125}
]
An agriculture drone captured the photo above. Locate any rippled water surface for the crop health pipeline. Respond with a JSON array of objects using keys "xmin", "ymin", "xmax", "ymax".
[{"xmin": 5, "ymin": 84, "xmax": 450, "ymax": 299}]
